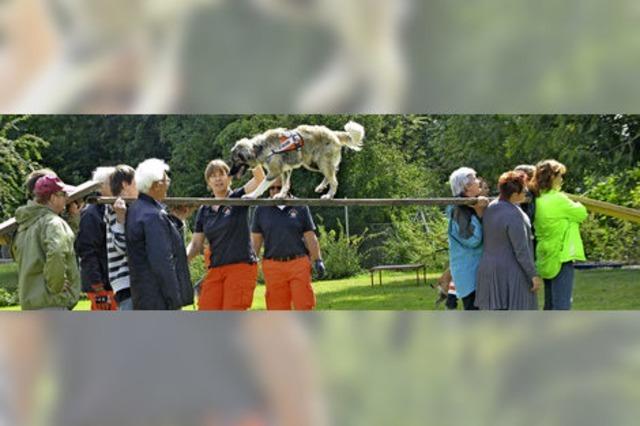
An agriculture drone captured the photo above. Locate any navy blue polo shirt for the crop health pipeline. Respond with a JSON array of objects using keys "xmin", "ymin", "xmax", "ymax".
[
  {"xmin": 251, "ymin": 205, "xmax": 316, "ymax": 259},
  {"xmin": 194, "ymin": 188, "xmax": 256, "ymax": 268}
]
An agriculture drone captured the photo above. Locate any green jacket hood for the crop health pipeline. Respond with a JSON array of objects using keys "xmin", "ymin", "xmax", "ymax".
[{"xmin": 15, "ymin": 201, "xmax": 53, "ymax": 230}]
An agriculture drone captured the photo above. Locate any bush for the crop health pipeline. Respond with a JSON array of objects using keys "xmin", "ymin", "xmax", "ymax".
[
  {"xmin": 189, "ymin": 255, "xmax": 207, "ymax": 285},
  {"xmin": 581, "ymin": 217, "xmax": 640, "ymax": 263},
  {"xmin": 317, "ymin": 221, "xmax": 364, "ymax": 280},
  {"xmin": 375, "ymin": 211, "xmax": 449, "ymax": 271},
  {"xmin": 580, "ymin": 168, "xmax": 640, "ymax": 263},
  {"xmin": 0, "ymin": 287, "xmax": 18, "ymax": 307}
]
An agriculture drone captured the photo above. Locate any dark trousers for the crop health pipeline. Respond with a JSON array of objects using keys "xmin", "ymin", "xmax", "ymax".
[
  {"xmin": 462, "ymin": 291, "xmax": 479, "ymax": 311},
  {"xmin": 543, "ymin": 262, "xmax": 575, "ymax": 310},
  {"xmin": 445, "ymin": 294, "xmax": 459, "ymax": 310}
]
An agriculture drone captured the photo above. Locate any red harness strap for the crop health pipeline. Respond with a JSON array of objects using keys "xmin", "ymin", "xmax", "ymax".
[{"xmin": 273, "ymin": 131, "xmax": 304, "ymax": 155}]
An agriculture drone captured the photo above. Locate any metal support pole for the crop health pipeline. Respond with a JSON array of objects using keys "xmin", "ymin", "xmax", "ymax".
[{"xmin": 344, "ymin": 205, "xmax": 350, "ymax": 240}]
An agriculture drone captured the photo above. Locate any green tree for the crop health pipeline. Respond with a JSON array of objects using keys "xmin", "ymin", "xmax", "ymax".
[
  {"xmin": 165, "ymin": 115, "xmax": 239, "ymax": 197},
  {"xmin": 0, "ymin": 116, "xmax": 48, "ymax": 219}
]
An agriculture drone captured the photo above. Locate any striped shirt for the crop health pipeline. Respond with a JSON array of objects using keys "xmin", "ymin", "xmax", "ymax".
[{"xmin": 104, "ymin": 205, "xmax": 130, "ymax": 293}]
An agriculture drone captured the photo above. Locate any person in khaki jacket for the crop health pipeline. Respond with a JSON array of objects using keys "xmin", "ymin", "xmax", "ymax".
[{"xmin": 11, "ymin": 175, "xmax": 81, "ymax": 310}]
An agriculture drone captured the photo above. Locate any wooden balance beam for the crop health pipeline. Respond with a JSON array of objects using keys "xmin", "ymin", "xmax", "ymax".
[
  {"xmin": 566, "ymin": 194, "xmax": 640, "ymax": 224},
  {"xmin": 90, "ymin": 196, "xmax": 492, "ymax": 207},
  {"xmin": 91, "ymin": 194, "xmax": 640, "ymax": 224},
  {"xmin": 3, "ymin": 191, "xmax": 638, "ymax": 242},
  {"xmin": 0, "ymin": 180, "xmax": 101, "ymax": 243}
]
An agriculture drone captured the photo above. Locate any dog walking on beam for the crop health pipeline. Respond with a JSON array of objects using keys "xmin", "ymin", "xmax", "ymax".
[{"xmin": 229, "ymin": 121, "xmax": 365, "ymax": 199}]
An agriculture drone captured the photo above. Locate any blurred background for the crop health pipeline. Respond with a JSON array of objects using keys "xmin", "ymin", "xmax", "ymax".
[
  {"xmin": 1, "ymin": 313, "xmax": 640, "ymax": 426},
  {"xmin": 1, "ymin": 0, "xmax": 639, "ymax": 113}
]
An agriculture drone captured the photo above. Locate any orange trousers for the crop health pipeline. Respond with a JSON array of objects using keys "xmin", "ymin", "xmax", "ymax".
[
  {"xmin": 262, "ymin": 257, "xmax": 315, "ymax": 310},
  {"xmin": 198, "ymin": 262, "xmax": 258, "ymax": 310}
]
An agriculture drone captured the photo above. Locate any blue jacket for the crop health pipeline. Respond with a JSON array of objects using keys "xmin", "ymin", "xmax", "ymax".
[
  {"xmin": 125, "ymin": 193, "xmax": 193, "ymax": 310},
  {"xmin": 447, "ymin": 206, "xmax": 483, "ymax": 298}
]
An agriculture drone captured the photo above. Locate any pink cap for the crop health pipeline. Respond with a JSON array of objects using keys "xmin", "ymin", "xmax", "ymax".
[{"xmin": 33, "ymin": 175, "xmax": 77, "ymax": 197}]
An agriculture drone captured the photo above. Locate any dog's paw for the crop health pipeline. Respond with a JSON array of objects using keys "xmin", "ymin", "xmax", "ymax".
[
  {"xmin": 320, "ymin": 193, "xmax": 334, "ymax": 200},
  {"xmin": 272, "ymin": 192, "xmax": 287, "ymax": 200},
  {"xmin": 242, "ymin": 193, "xmax": 257, "ymax": 200}
]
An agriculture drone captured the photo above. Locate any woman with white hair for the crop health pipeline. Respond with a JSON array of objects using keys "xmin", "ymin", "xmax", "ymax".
[
  {"xmin": 76, "ymin": 166, "xmax": 118, "ymax": 310},
  {"xmin": 446, "ymin": 167, "xmax": 489, "ymax": 310},
  {"xmin": 125, "ymin": 158, "xmax": 194, "ymax": 310}
]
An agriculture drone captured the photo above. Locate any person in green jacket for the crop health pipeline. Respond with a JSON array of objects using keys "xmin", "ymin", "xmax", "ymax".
[
  {"xmin": 11, "ymin": 175, "xmax": 81, "ymax": 310},
  {"xmin": 25, "ymin": 168, "xmax": 82, "ymax": 232},
  {"xmin": 532, "ymin": 160, "xmax": 588, "ymax": 310}
]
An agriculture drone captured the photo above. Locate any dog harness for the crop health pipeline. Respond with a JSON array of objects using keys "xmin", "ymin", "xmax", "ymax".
[{"xmin": 272, "ymin": 131, "xmax": 304, "ymax": 155}]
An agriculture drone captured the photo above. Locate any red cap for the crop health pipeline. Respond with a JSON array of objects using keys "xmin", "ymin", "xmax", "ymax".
[{"xmin": 33, "ymin": 175, "xmax": 77, "ymax": 197}]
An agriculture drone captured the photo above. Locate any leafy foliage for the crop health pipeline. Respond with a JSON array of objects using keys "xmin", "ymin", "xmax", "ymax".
[
  {"xmin": 580, "ymin": 166, "xmax": 640, "ymax": 262},
  {"xmin": 425, "ymin": 115, "xmax": 640, "ymax": 193},
  {"xmin": 0, "ymin": 116, "xmax": 49, "ymax": 220},
  {"xmin": 317, "ymin": 220, "xmax": 365, "ymax": 279},
  {"xmin": 378, "ymin": 211, "xmax": 449, "ymax": 271},
  {"xmin": 0, "ymin": 287, "xmax": 18, "ymax": 307}
]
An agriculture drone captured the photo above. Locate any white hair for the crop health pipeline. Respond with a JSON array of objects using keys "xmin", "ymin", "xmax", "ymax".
[
  {"xmin": 135, "ymin": 158, "xmax": 170, "ymax": 194},
  {"xmin": 449, "ymin": 167, "xmax": 477, "ymax": 197},
  {"xmin": 92, "ymin": 166, "xmax": 116, "ymax": 184}
]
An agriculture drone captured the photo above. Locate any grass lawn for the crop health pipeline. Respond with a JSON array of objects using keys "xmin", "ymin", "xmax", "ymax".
[
  {"xmin": 0, "ymin": 262, "xmax": 18, "ymax": 292},
  {"xmin": 1, "ymin": 263, "xmax": 639, "ymax": 310},
  {"xmin": 310, "ymin": 268, "xmax": 640, "ymax": 310}
]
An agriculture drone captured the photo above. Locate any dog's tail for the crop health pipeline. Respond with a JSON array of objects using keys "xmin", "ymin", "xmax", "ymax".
[{"xmin": 337, "ymin": 121, "xmax": 364, "ymax": 151}]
